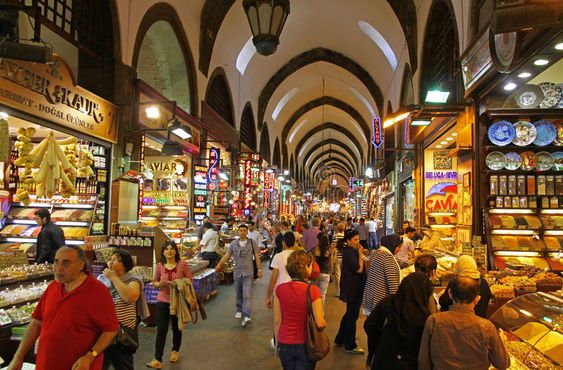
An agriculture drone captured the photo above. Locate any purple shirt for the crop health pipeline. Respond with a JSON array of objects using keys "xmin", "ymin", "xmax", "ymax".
[{"xmin": 300, "ymin": 227, "xmax": 320, "ymax": 251}]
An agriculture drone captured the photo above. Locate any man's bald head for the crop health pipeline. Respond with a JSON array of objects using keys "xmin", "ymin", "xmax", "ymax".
[{"xmin": 451, "ymin": 276, "xmax": 480, "ymax": 304}]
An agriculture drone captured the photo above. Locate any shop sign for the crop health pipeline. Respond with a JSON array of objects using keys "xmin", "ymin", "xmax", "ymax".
[
  {"xmin": 193, "ymin": 165, "xmax": 208, "ymax": 224},
  {"xmin": 425, "ymin": 171, "xmax": 457, "ymax": 180},
  {"xmin": 372, "ymin": 117, "xmax": 382, "ymax": 148},
  {"xmin": 207, "ymin": 147, "xmax": 220, "ymax": 191},
  {"xmin": 0, "ymin": 56, "xmax": 118, "ymax": 142},
  {"xmin": 145, "ymin": 157, "xmax": 189, "ymax": 178},
  {"xmin": 433, "ymin": 151, "xmax": 452, "ymax": 170},
  {"xmin": 349, "ymin": 177, "xmax": 364, "ymax": 192}
]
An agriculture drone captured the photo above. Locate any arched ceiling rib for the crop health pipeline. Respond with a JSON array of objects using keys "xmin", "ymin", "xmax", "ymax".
[
  {"xmin": 299, "ymin": 134, "xmax": 362, "ymax": 168},
  {"xmin": 311, "ymin": 159, "xmax": 353, "ymax": 182},
  {"xmin": 302, "ymin": 139, "xmax": 361, "ymax": 172},
  {"xmin": 257, "ymin": 48, "xmax": 384, "ymax": 129},
  {"xmin": 315, "ymin": 165, "xmax": 352, "ymax": 184},
  {"xmin": 307, "ymin": 149, "xmax": 358, "ymax": 177},
  {"xmin": 199, "ymin": 0, "xmax": 236, "ymax": 75}
]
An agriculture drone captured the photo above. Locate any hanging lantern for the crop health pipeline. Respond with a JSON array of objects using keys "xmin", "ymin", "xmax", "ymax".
[
  {"xmin": 242, "ymin": 0, "xmax": 290, "ymax": 56},
  {"xmin": 331, "ymin": 176, "xmax": 338, "ymax": 187}
]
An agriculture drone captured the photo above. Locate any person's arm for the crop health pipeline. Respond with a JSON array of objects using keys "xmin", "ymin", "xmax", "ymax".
[
  {"xmin": 488, "ymin": 324, "xmax": 511, "ymax": 370},
  {"xmin": 273, "ymin": 295, "xmax": 282, "ymax": 346},
  {"xmin": 266, "ymin": 268, "xmax": 280, "ymax": 308},
  {"xmin": 71, "ymin": 331, "xmax": 117, "ymax": 370},
  {"xmin": 36, "ymin": 231, "xmax": 51, "ymax": 263},
  {"xmin": 105, "ymin": 269, "xmax": 140, "ymax": 303},
  {"xmin": 252, "ymin": 240, "xmax": 263, "ymax": 279},
  {"xmin": 418, "ymin": 317, "xmax": 434, "ymax": 370},
  {"xmin": 438, "ymin": 282, "xmax": 453, "ymax": 311},
  {"xmin": 357, "ymin": 247, "xmax": 365, "ymax": 273},
  {"xmin": 215, "ymin": 251, "xmax": 232, "ymax": 271},
  {"xmin": 312, "ymin": 298, "xmax": 327, "ymax": 330},
  {"xmin": 384, "ymin": 255, "xmax": 400, "ymax": 295},
  {"xmin": 152, "ymin": 264, "xmax": 168, "ymax": 288},
  {"xmin": 7, "ymin": 318, "xmax": 41, "ymax": 370}
]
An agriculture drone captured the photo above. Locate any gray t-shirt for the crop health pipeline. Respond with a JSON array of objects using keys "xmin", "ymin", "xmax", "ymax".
[{"xmin": 228, "ymin": 238, "xmax": 258, "ymax": 278}]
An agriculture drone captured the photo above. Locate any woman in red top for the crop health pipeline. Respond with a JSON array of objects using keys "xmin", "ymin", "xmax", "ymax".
[
  {"xmin": 274, "ymin": 249, "xmax": 327, "ymax": 369},
  {"xmin": 147, "ymin": 241, "xmax": 192, "ymax": 369}
]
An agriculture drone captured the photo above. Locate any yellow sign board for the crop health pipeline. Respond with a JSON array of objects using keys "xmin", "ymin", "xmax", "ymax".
[{"xmin": 0, "ymin": 55, "xmax": 118, "ymax": 143}]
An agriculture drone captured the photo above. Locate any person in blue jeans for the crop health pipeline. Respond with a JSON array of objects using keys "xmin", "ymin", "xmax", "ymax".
[{"xmin": 216, "ymin": 224, "xmax": 263, "ymax": 327}]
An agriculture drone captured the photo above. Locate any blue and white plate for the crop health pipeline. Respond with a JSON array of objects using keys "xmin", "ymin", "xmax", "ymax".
[
  {"xmin": 553, "ymin": 152, "xmax": 563, "ymax": 170},
  {"xmin": 488, "ymin": 120, "xmax": 516, "ymax": 146},
  {"xmin": 504, "ymin": 152, "xmax": 522, "ymax": 170},
  {"xmin": 532, "ymin": 119, "xmax": 557, "ymax": 146},
  {"xmin": 512, "ymin": 121, "xmax": 537, "ymax": 146}
]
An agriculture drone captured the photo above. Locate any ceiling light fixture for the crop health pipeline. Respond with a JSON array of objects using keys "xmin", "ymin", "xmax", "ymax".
[
  {"xmin": 435, "ymin": 145, "xmax": 443, "ymax": 148},
  {"xmin": 440, "ymin": 141, "xmax": 448, "ymax": 145},
  {"xmin": 242, "ymin": 0, "xmax": 290, "ymax": 56},
  {"xmin": 410, "ymin": 119, "xmax": 431, "ymax": 126},
  {"xmin": 168, "ymin": 119, "xmax": 192, "ymax": 139},
  {"xmin": 518, "ymin": 72, "xmax": 531, "ymax": 78},
  {"xmin": 425, "ymin": 90, "xmax": 450, "ymax": 104},
  {"xmin": 145, "ymin": 106, "xmax": 160, "ymax": 119},
  {"xmin": 504, "ymin": 82, "xmax": 517, "ymax": 91},
  {"xmin": 554, "ymin": 42, "xmax": 563, "ymax": 51},
  {"xmin": 533, "ymin": 59, "xmax": 549, "ymax": 66}
]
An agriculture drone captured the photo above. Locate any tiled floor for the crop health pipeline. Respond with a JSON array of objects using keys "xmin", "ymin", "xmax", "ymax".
[{"xmin": 133, "ymin": 262, "xmax": 368, "ymax": 369}]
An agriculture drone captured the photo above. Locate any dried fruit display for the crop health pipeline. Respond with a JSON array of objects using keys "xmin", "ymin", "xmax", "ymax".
[{"xmin": 14, "ymin": 127, "xmax": 36, "ymax": 205}]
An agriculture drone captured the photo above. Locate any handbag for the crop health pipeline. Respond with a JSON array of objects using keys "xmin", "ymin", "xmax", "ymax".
[
  {"xmin": 309, "ymin": 258, "xmax": 321, "ymax": 281},
  {"xmin": 250, "ymin": 239, "xmax": 259, "ymax": 279},
  {"xmin": 305, "ymin": 284, "xmax": 330, "ymax": 361},
  {"xmin": 114, "ymin": 323, "xmax": 139, "ymax": 352}
]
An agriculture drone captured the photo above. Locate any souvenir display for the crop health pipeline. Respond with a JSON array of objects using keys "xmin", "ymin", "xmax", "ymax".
[
  {"xmin": 488, "ymin": 120, "xmax": 516, "ymax": 146},
  {"xmin": 504, "ymin": 152, "xmax": 522, "ymax": 170},
  {"xmin": 558, "ymin": 84, "xmax": 563, "ymax": 108},
  {"xmin": 538, "ymin": 82, "xmax": 562, "ymax": 109},
  {"xmin": 520, "ymin": 151, "xmax": 537, "ymax": 171},
  {"xmin": 552, "ymin": 152, "xmax": 563, "ymax": 171},
  {"xmin": 486, "ymin": 151, "xmax": 507, "ymax": 170},
  {"xmin": 514, "ymin": 84, "xmax": 544, "ymax": 109},
  {"xmin": 532, "ymin": 119, "xmax": 557, "ymax": 146},
  {"xmin": 512, "ymin": 121, "xmax": 537, "ymax": 146},
  {"xmin": 554, "ymin": 119, "xmax": 563, "ymax": 146},
  {"xmin": 535, "ymin": 152, "xmax": 555, "ymax": 171}
]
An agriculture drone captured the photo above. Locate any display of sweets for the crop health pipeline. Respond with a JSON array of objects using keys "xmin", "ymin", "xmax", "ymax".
[
  {"xmin": 6, "ymin": 302, "xmax": 37, "ymax": 324},
  {"xmin": 130, "ymin": 266, "xmax": 153, "ymax": 282},
  {"xmin": 0, "ymin": 263, "xmax": 52, "ymax": 284},
  {"xmin": 0, "ymin": 280, "xmax": 49, "ymax": 308}
]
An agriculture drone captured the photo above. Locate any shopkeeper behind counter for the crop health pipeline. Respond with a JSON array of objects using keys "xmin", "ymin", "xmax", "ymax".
[{"xmin": 34, "ymin": 209, "xmax": 65, "ymax": 264}]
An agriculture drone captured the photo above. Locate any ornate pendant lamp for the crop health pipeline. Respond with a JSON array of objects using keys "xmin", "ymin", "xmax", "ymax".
[{"xmin": 243, "ymin": 0, "xmax": 290, "ymax": 56}]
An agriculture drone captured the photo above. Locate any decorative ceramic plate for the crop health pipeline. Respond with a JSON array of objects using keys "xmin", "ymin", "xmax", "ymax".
[
  {"xmin": 538, "ymin": 82, "xmax": 563, "ymax": 109},
  {"xmin": 512, "ymin": 121, "xmax": 537, "ymax": 146},
  {"xmin": 558, "ymin": 84, "xmax": 563, "ymax": 108},
  {"xmin": 552, "ymin": 152, "xmax": 563, "ymax": 171},
  {"xmin": 532, "ymin": 119, "xmax": 557, "ymax": 146},
  {"xmin": 504, "ymin": 152, "xmax": 522, "ymax": 170},
  {"xmin": 514, "ymin": 84, "xmax": 544, "ymax": 109},
  {"xmin": 554, "ymin": 119, "xmax": 563, "ymax": 146},
  {"xmin": 488, "ymin": 120, "xmax": 516, "ymax": 146},
  {"xmin": 536, "ymin": 151, "xmax": 554, "ymax": 171},
  {"xmin": 520, "ymin": 151, "xmax": 537, "ymax": 170},
  {"xmin": 486, "ymin": 151, "xmax": 507, "ymax": 170}
]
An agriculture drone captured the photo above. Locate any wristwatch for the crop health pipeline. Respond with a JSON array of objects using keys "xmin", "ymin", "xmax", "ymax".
[{"xmin": 90, "ymin": 349, "xmax": 99, "ymax": 357}]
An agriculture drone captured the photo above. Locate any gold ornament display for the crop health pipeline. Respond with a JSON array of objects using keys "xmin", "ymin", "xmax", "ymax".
[
  {"xmin": 14, "ymin": 128, "xmax": 36, "ymax": 206},
  {"xmin": 32, "ymin": 131, "xmax": 77, "ymax": 199}
]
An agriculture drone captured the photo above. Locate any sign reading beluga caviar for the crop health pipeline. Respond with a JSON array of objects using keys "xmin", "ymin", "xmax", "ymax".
[{"xmin": 0, "ymin": 55, "xmax": 118, "ymax": 143}]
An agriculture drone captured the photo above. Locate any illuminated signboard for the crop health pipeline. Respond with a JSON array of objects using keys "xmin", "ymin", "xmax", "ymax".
[
  {"xmin": 207, "ymin": 147, "xmax": 220, "ymax": 191},
  {"xmin": 349, "ymin": 177, "xmax": 364, "ymax": 192},
  {"xmin": 372, "ymin": 117, "xmax": 382, "ymax": 148},
  {"xmin": 193, "ymin": 165, "xmax": 208, "ymax": 224}
]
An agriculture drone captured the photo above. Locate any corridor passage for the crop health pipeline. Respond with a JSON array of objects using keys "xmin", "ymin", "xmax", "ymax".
[{"xmin": 134, "ymin": 261, "xmax": 367, "ymax": 370}]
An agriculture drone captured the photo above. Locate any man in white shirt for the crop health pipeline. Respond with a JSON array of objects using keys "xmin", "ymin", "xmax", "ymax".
[
  {"xmin": 395, "ymin": 227, "xmax": 416, "ymax": 268},
  {"xmin": 366, "ymin": 217, "xmax": 377, "ymax": 250},
  {"xmin": 197, "ymin": 222, "xmax": 220, "ymax": 267},
  {"xmin": 247, "ymin": 221, "xmax": 264, "ymax": 250}
]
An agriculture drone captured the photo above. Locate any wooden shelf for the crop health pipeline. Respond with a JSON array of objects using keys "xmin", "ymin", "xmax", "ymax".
[{"xmin": 484, "ymin": 108, "xmax": 563, "ymax": 118}]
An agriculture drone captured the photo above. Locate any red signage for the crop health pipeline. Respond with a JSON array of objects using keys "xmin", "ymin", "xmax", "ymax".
[{"xmin": 373, "ymin": 117, "xmax": 382, "ymax": 148}]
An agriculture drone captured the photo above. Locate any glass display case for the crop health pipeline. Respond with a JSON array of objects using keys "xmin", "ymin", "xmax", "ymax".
[{"xmin": 490, "ymin": 292, "xmax": 563, "ymax": 369}]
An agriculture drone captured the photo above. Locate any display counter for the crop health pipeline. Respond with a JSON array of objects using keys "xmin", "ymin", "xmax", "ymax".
[{"xmin": 490, "ymin": 292, "xmax": 563, "ymax": 369}]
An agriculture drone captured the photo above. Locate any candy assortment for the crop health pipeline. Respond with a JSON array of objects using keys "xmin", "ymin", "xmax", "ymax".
[
  {"xmin": 0, "ymin": 280, "xmax": 49, "ymax": 308},
  {"xmin": 0, "ymin": 264, "xmax": 52, "ymax": 284},
  {"xmin": 5, "ymin": 302, "xmax": 36, "ymax": 324}
]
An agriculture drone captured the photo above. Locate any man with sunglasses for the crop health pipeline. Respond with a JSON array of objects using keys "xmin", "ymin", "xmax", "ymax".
[{"xmin": 7, "ymin": 246, "xmax": 118, "ymax": 370}]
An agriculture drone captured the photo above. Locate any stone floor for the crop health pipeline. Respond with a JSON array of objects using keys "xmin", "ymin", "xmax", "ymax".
[{"xmin": 133, "ymin": 261, "xmax": 368, "ymax": 370}]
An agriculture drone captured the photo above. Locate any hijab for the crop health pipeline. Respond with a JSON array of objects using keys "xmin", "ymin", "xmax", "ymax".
[{"xmin": 390, "ymin": 272, "xmax": 434, "ymax": 338}]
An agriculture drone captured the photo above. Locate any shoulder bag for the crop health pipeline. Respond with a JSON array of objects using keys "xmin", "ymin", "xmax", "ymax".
[{"xmin": 305, "ymin": 284, "xmax": 331, "ymax": 361}]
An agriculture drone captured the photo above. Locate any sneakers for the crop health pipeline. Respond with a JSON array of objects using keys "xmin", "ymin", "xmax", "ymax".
[
  {"xmin": 234, "ymin": 312, "xmax": 242, "ymax": 319},
  {"xmin": 170, "ymin": 351, "xmax": 179, "ymax": 363},
  {"xmin": 344, "ymin": 347, "xmax": 365, "ymax": 355},
  {"xmin": 242, "ymin": 317, "xmax": 252, "ymax": 327},
  {"xmin": 146, "ymin": 359, "xmax": 163, "ymax": 369}
]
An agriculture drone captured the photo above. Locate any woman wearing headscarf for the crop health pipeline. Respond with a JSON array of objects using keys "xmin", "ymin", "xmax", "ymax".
[
  {"xmin": 439, "ymin": 254, "xmax": 492, "ymax": 318},
  {"xmin": 361, "ymin": 234, "xmax": 402, "ymax": 316},
  {"xmin": 334, "ymin": 229, "xmax": 367, "ymax": 354},
  {"xmin": 368, "ymin": 272, "xmax": 435, "ymax": 369}
]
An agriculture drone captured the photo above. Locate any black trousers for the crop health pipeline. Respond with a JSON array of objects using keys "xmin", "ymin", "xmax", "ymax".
[
  {"xmin": 102, "ymin": 343, "xmax": 134, "ymax": 370},
  {"xmin": 200, "ymin": 251, "xmax": 219, "ymax": 268},
  {"xmin": 155, "ymin": 302, "xmax": 182, "ymax": 361},
  {"xmin": 335, "ymin": 300, "xmax": 362, "ymax": 350}
]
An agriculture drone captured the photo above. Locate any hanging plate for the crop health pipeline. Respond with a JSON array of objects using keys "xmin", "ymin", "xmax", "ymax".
[
  {"xmin": 504, "ymin": 152, "xmax": 522, "ymax": 170},
  {"xmin": 488, "ymin": 120, "xmax": 516, "ymax": 146},
  {"xmin": 536, "ymin": 152, "xmax": 554, "ymax": 171},
  {"xmin": 552, "ymin": 152, "xmax": 563, "ymax": 171},
  {"xmin": 520, "ymin": 151, "xmax": 537, "ymax": 171},
  {"xmin": 512, "ymin": 121, "xmax": 537, "ymax": 146},
  {"xmin": 532, "ymin": 119, "xmax": 557, "ymax": 146},
  {"xmin": 514, "ymin": 84, "xmax": 544, "ymax": 109},
  {"xmin": 486, "ymin": 151, "xmax": 507, "ymax": 170},
  {"xmin": 538, "ymin": 82, "xmax": 563, "ymax": 109}
]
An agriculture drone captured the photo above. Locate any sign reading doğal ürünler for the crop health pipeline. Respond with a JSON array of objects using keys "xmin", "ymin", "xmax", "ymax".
[{"xmin": 0, "ymin": 56, "xmax": 118, "ymax": 143}]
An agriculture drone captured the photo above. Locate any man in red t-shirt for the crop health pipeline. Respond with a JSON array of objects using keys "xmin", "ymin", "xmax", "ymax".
[{"xmin": 8, "ymin": 246, "xmax": 118, "ymax": 370}]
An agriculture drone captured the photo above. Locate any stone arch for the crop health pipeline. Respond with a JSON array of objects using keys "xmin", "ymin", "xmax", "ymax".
[
  {"xmin": 310, "ymin": 157, "xmax": 354, "ymax": 182},
  {"xmin": 240, "ymin": 102, "xmax": 257, "ymax": 151},
  {"xmin": 260, "ymin": 123, "xmax": 271, "ymax": 163},
  {"xmin": 294, "ymin": 123, "xmax": 364, "ymax": 166},
  {"xmin": 273, "ymin": 138, "xmax": 281, "ymax": 168},
  {"xmin": 303, "ymin": 139, "xmax": 360, "ymax": 171},
  {"xmin": 400, "ymin": 64, "xmax": 414, "ymax": 108},
  {"xmin": 386, "ymin": 0, "xmax": 418, "ymax": 72},
  {"xmin": 205, "ymin": 67, "xmax": 235, "ymax": 126},
  {"xmin": 281, "ymin": 96, "xmax": 370, "ymax": 163},
  {"xmin": 132, "ymin": 2, "xmax": 198, "ymax": 114},
  {"xmin": 307, "ymin": 150, "xmax": 357, "ymax": 177},
  {"xmin": 289, "ymin": 155, "xmax": 295, "ymax": 177},
  {"xmin": 419, "ymin": 0, "xmax": 461, "ymax": 104},
  {"xmin": 258, "ymin": 48, "xmax": 384, "ymax": 128},
  {"xmin": 314, "ymin": 163, "xmax": 351, "ymax": 183},
  {"xmin": 199, "ymin": 0, "xmax": 236, "ymax": 76}
]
